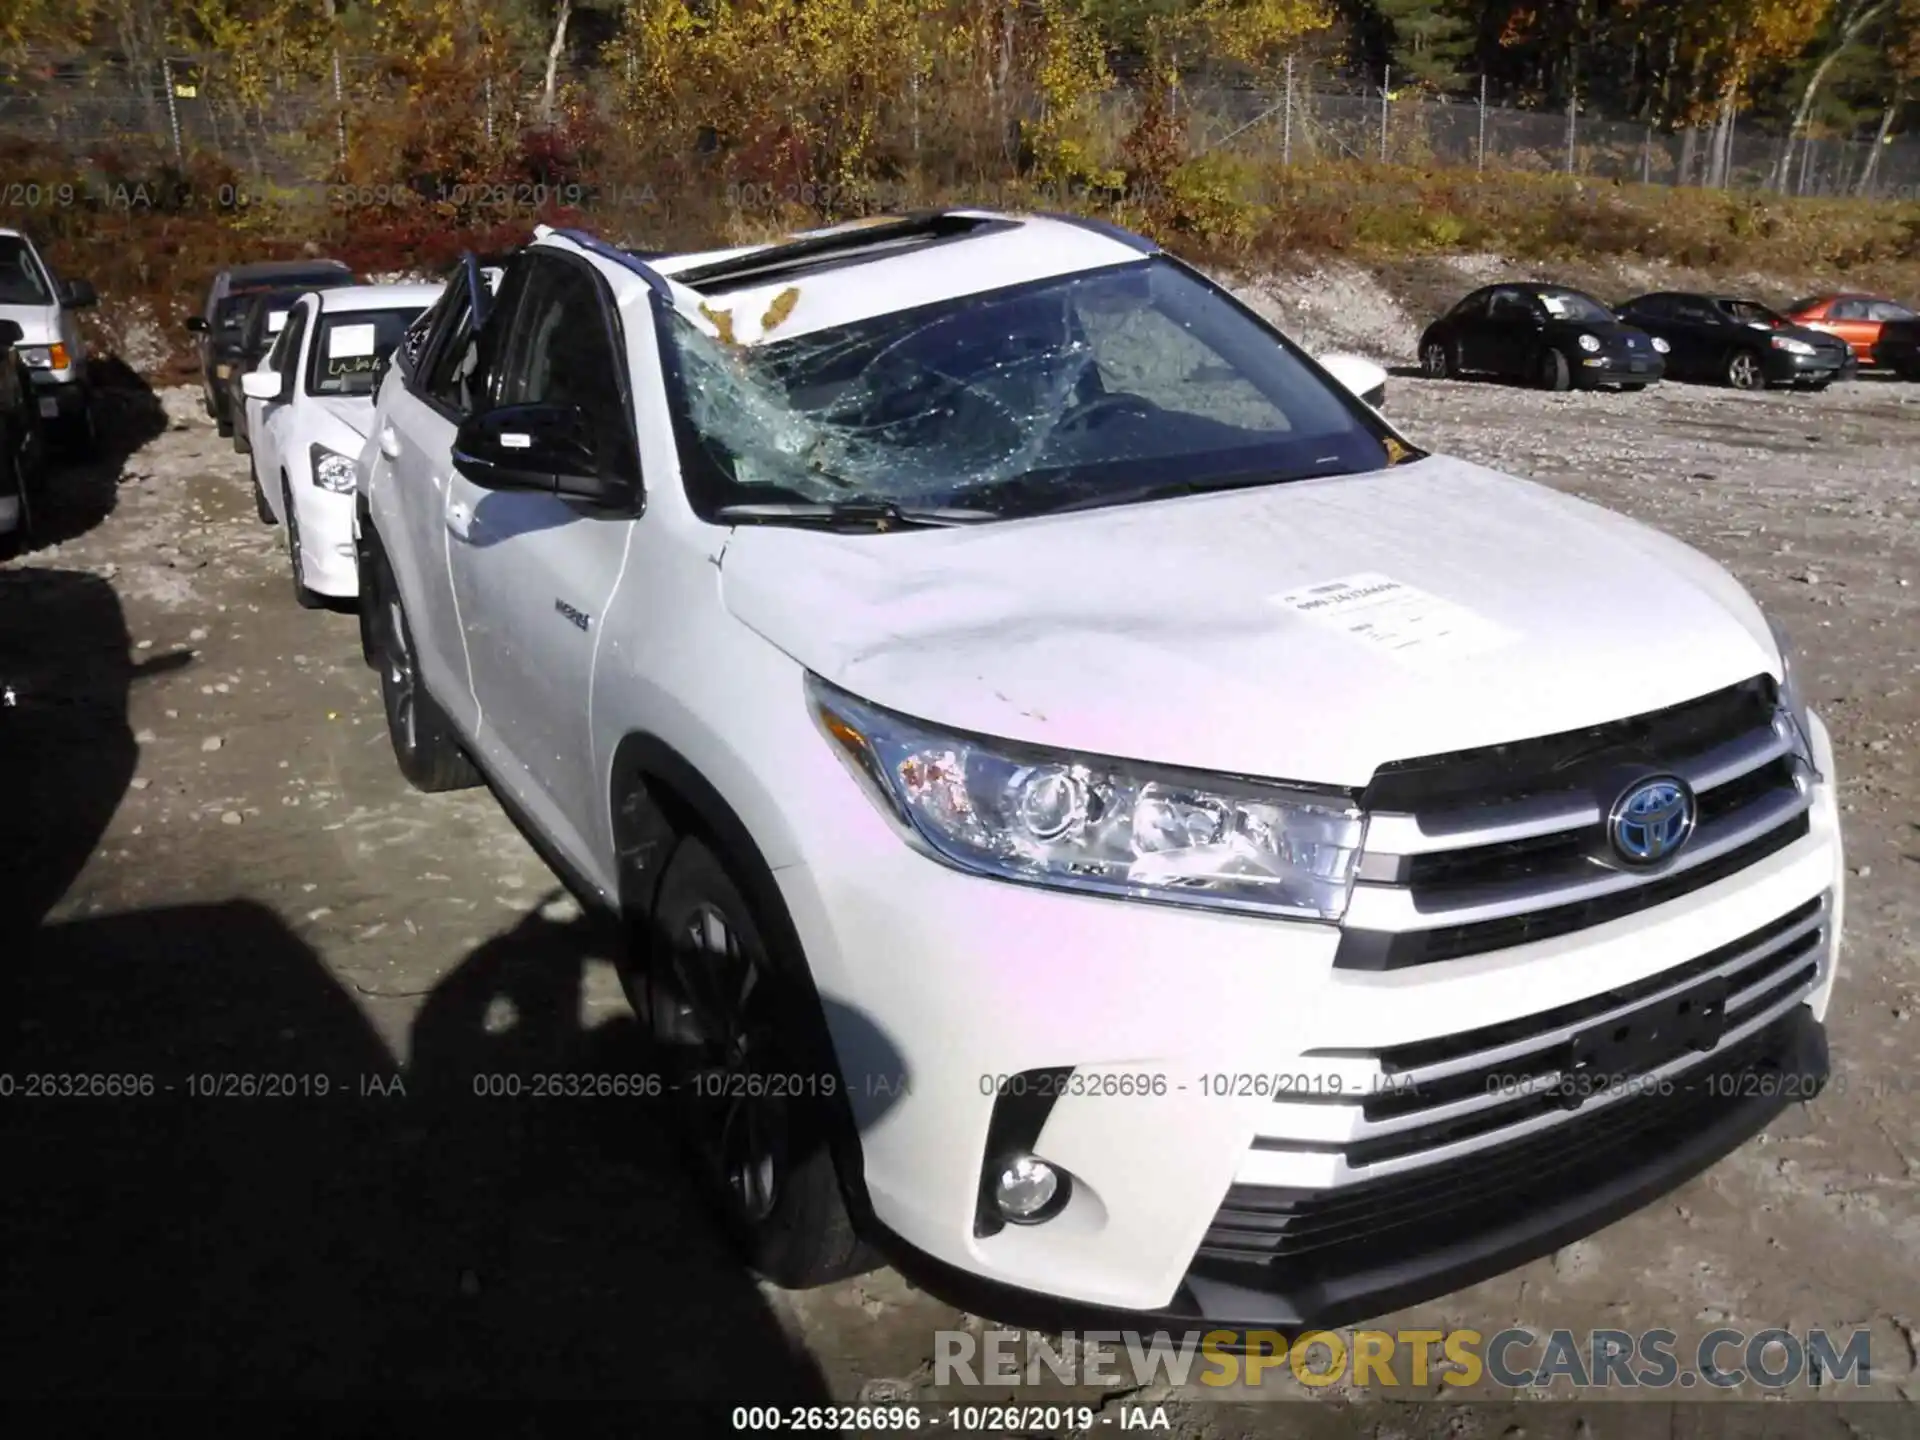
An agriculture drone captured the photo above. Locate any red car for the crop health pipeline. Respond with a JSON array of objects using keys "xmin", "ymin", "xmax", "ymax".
[{"xmin": 1783, "ymin": 293, "xmax": 1920, "ymax": 377}]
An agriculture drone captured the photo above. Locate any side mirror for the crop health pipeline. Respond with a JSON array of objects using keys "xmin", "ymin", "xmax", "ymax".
[
  {"xmin": 1317, "ymin": 352, "xmax": 1388, "ymax": 410},
  {"xmin": 186, "ymin": 315, "xmax": 209, "ymax": 332},
  {"xmin": 241, "ymin": 369, "xmax": 284, "ymax": 401},
  {"xmin": 451, "ymin": 404, "xmax": 625, "ymax": 503},
  {"xmin": 61, "ymin": 278, "xmax": 98, "ymax": 309},
  {"xmin": 0, "ymin": 319, "xmax": 21, "ymax": 349}
]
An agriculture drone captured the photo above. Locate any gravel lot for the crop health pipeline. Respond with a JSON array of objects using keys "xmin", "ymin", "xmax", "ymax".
[{"xmin": 2, "ymin": 357, "xmax": 1917, "ymax": 1433}]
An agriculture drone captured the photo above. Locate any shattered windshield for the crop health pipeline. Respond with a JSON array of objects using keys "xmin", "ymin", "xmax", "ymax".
[{"xmin": 662, "ymin": 258, "xmax": 1396, "ymax": 521}]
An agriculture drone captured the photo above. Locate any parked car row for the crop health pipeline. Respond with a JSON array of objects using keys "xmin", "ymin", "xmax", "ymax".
[
  {"xmin": 203, "ymin": 213, "xmax": 1844, "ymax": 1338},
  {"xmin": 1420, "ymin": 280, "xmax": 1919, "ymax": 393}
]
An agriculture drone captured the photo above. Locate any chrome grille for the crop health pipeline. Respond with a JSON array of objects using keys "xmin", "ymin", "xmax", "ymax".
[
  {"xmin": 1253, "ymin": 893, "xmax": 1829, "ymax": 1180},
  {"xmin": 1338, "ymin": 675, "xmax": 1815, "ymax": 970}
]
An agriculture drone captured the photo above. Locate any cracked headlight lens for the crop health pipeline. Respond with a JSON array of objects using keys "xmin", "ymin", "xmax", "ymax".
[{"xmin": 808, "ymin": 674, "xmax": 1366, "ymax": 920}]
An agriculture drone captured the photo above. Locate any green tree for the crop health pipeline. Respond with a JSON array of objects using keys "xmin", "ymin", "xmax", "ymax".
[{"xmin": 1373, "ymin": 0, "xmax": 1476, "ymax": 91}]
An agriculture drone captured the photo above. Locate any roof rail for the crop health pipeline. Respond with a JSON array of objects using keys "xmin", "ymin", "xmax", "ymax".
[
  {"xmin": 1033, "ymin": 212, "xmax": 1158, "ymax": 254},
  {"xmin": 671, "ymin": 210, "xmax": 1013, "ymax": 290},
  {"xmin": 540, "ymin": 226, "xmax": 673, "ymax": 299}
]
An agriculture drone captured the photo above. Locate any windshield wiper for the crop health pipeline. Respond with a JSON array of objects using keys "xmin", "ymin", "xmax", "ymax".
[
  {"xmin": 712, "ymin": 501, "xmax": 997, "ymax": 531},
  {"xmin": 1015, "ymin": 468, "xmax": 1326, "ymax": 518}
]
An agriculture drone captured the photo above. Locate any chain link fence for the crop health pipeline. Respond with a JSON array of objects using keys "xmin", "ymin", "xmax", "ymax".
[{"xmin": 4, "ymin": 49, "xmax": 1918, "ymax": 204}]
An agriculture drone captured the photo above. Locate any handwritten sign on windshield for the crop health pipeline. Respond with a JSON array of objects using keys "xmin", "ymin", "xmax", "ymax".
[{"xmin": 324, "ymin": 322, "xmax": 379, "ymax": 377}]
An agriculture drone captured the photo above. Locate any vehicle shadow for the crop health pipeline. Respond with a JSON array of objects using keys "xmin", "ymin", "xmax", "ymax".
[
  {"xmin": 19, "ymin": 355, "xmax": 169, "ymax": 553},
  {"xmin": 0, "ymin": 566, "xmax": 192, "ymax": 944},
  {"xmin": 0, "ymin": 571, "xmax": 857, "ymax": 1423}
]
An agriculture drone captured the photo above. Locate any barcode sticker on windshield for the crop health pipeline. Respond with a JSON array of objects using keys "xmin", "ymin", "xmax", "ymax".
[
  {"xmin": 1272, "ymin": 573, "xmax": 1517, "ymax": 668},
  {"xmin": 328, "ymin": 323, "xmax": 376, "ymax": 359}
]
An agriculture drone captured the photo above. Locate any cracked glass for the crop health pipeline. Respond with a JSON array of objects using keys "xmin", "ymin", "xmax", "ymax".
[{"xmin": 662, "ymin": 258, "xmax": 1397, "ymax": 522}]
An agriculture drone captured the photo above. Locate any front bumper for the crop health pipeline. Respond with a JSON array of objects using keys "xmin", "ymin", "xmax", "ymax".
[
  {"xmin": 780, "ymin": 707, "xmax": 1844, "ymax": 1325},
  {"xmin": 872, "ymin": 1006, "xmax": 1827, "ymax": 1334},
  {"xmin": 23, "ymin": 373, "xmax": 85, "ymax": 421},
  {"xmin": 291, "ymin": 487, "xmax": 361, "ymax": 597},
  {"xmin": 1764, "ymin": 349, "xmax": 1849, "ymax": 384},
  {"xmin": 1575, "ymin": 353, "xmax": 1663, "ymax": 387}
]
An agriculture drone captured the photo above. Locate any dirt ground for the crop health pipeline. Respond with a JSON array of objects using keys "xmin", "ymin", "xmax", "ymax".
[{"xmin": 2, "ymin": 342, "xmax": 1918, "ymax": 1435}]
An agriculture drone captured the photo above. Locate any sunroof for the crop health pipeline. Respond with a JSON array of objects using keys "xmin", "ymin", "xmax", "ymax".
[{"xmin": 672, "ymin": 211, "xmax": 1015, "ymax": 292}]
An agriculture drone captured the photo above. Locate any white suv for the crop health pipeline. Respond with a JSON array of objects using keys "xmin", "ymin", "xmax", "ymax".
[{"xmin": 355, "ymin": 213, "xmax": 1844, "ymax": 1329}]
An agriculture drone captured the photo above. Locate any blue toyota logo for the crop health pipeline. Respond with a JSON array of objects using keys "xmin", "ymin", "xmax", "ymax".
[{"xmin": 1608, "ymin": 777, "xmax": 1697, "ymax": 865}]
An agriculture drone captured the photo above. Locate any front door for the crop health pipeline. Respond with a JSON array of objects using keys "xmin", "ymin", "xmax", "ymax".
[{"xmin": 445, "ymin": 250, "xmax": 643, "ymax": 888}]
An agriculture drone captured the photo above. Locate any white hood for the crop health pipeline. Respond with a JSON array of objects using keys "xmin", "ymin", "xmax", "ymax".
[
  {"xmin": 716, "ymin": 456, "xmax": 1780, "ymax": 787},
  {"xmin": 311, "ymin": 395, "xmax": 377, "ymax": 442},
  {"xmin": 0, "ymin": 301, "xmax": 60, "ymax": 345}
]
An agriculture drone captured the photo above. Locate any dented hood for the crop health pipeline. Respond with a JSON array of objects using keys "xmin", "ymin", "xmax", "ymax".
[{"xmin": 716, "ymin": 455, "xmax": 1780, "ymax": 787}]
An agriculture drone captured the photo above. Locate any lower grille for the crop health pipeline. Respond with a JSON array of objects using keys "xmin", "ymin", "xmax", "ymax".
[
  {"xmin": 1198, "ymin": 1009, "xmax": 1817, "ymax": 1277},
  {"xmin": 1269, "ymin": 894, "xmax": 1827, "ymax": 1175}
]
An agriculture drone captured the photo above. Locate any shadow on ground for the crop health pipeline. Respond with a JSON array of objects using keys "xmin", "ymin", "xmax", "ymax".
[
  {"xmin": 0, "ymin": 569, "xmax": 842, "ymax": 1425},
  {"xmin": 16, "ymin": 356, "xmax": 169, "ymax": 553}
]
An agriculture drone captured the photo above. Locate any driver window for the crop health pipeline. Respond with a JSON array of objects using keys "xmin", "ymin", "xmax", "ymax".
[
  {"xmin": 1487, "ymin": 289, "xmax": 1531, "ymax": 321},
  {"xmin": 492, "ymin": 258, "xmax": 631, "ymax": 464}
]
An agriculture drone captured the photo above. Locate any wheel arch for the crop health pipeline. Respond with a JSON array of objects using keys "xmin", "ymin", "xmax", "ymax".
[{"xmin": 607, "ymin": 729, "xmax": 874, "ymax": 1209}]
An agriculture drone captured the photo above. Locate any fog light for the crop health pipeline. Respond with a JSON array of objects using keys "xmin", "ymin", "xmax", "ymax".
[{"xmin": 993, "ymin": 1154, "xmax": 1063, "ymax": 1222}]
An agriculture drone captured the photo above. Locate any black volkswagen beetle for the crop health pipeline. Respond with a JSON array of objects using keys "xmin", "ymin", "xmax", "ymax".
[
  {"xmin": 1615, "ymin": 292, "xmax": 1855, "ymax": 391},
  {"xmin": 1420, "ymin": 282, "xmax": 1666, "ymax": 392}
]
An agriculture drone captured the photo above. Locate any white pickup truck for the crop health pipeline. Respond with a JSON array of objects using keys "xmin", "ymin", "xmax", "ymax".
[{"xmin": 354, "ymin": 214, "xmax": 1843, "ymax": 1332}]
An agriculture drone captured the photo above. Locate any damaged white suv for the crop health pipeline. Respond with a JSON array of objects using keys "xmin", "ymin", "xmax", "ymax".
[{"xmin": 356, "ymin": 212, "xmax": 1844, "ymax": 1331}]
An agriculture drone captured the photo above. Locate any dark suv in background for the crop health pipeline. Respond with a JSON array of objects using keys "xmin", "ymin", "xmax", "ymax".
[{"xmin": 188, "ymin": 259, "xmax": 357, "ymax": 435}]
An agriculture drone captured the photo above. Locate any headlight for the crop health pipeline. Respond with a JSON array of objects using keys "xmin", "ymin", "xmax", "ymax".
[
  {"xmin": 1577, "ymin": 334, "xmax": 1602, "ymax": 353},
  {"xmin": 309, "ymin": 444, "xmax": 358, "ymax": 494},
  {"xmin": 1765, "ymin": 614, "xmax": 1818, "ymax": 775},
  {"xmin": 17, "ymin": 343, "xmax": 69, "ymax": 370},
  {"xmin": 1773, "ymin": 336, "xmax": 1815, "ymax": 356},
  {"xmin": 1651, "ymin": 336, "xmax": 1671, "ymax": 354},
  {"xmin": 808, "ymin": 675, "xmax": 1366, "ymax": 920}
]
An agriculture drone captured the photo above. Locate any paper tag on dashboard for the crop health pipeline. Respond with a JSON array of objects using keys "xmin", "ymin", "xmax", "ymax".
[
  {"xmin": 1272, "ymin": 572, "xmax": 1517, "ymax": 668},
  {"xmin": 328, "ymin": 323, "xmax": 376, "ymax": 359}
]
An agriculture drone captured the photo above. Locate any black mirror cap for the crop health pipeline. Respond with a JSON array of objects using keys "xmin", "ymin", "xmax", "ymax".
[
  {"xmin": 185, "ymin": 315, "xmax": 209, "ymax": 332},
  {"xmin": 62, "ymin": 278, "xmax": 98, "ymax": 309},
  {"xmin": 450, "ymin": 404, "xmax": 631, "ymax": 505}
]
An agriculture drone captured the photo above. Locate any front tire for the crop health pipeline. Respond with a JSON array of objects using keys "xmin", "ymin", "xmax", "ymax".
[
  {"xmin": 251, "ymin": 455, "xmax": 276, "ymax": 525},
  {"xmin": 1725, "ymin": 349, "xmax": 1766, "ymax": 391},
  {"xmin": 641, "ymin": 837, "xmax": 872, "ymax": 1290},
  {"xmin": 1537, "ymin": 347, "xmax": 1571, "ymax": 392},
  {"xmin": 370, "ymin": 541, "xmax": 480, "ymax": 792}
]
